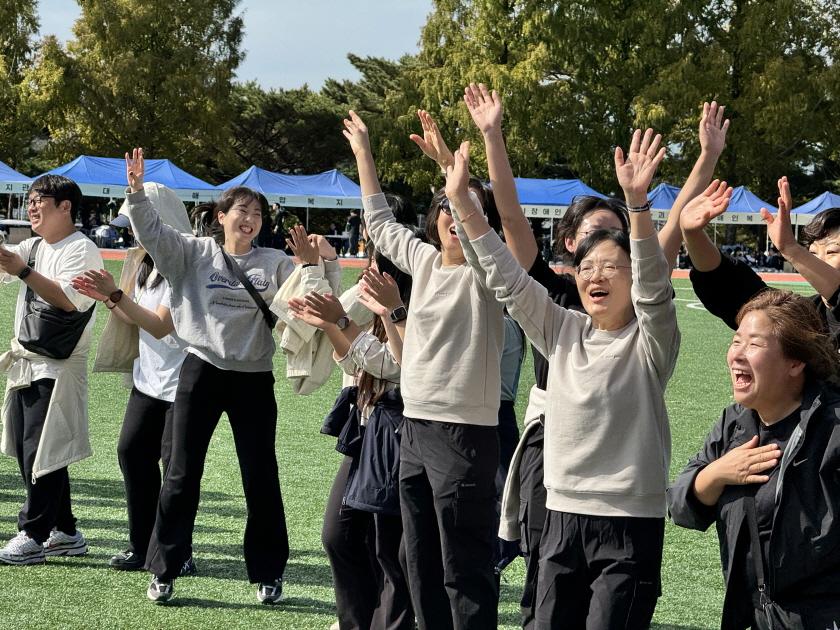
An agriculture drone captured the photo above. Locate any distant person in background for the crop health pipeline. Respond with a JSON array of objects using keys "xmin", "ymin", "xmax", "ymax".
[
  {"xmin": 345, "ymin": 209, "xmax": 361, "ymax": 257},
  {"xmin": 271, "ymin": 203, "xmax": 287, "ymax": 250},
  {"xmin": 258, "ymin": 205, "xmax": 273, "ymax": 247}
]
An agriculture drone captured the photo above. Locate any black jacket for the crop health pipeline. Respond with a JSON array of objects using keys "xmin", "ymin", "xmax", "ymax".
[
  {"xmin": 690, "ymin": 254, "xmax": 840, "ymax": 345},
  {"xmin": 667, "ymin": 381, "xmax": 840, "ymax": 629}
]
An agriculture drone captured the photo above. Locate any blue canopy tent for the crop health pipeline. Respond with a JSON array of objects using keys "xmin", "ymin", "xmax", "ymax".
[
  {"xmin": 40, "ymin": 156, "xmax": 219, "ymax": 202},
  {"xmin": 513, "ymin": 178, "xmax": 606, "ymax": 220},
  {"xmin": 647, "ymin": 183, "xmax": 681, "ymax": 210},
  {"xmin": 791, "ymin": 191, "xmax": 840, "ymax": 227},
  {"xmin": 218, "ymin": 167, "xmax": 363, "ymax": 229},
  {"xmin": 0, "ymin": 160, "xmax": 32, "ymax": 194}
]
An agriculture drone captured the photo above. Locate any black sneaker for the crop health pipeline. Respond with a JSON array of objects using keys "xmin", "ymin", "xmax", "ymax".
[
  {"xmin": 109, "ymin": 551, "xmax": 146, "ymax": 571},
  {"xmin": 257, "ymin": 578, "xmax": 283, "ymax": 605},
  {"xmin": 147, "ymin": 576, "xmax": 174, "ymax": 603},
  {"xmin": 178, "ymin": 556, "xmax": 197, "ymax": 577}
]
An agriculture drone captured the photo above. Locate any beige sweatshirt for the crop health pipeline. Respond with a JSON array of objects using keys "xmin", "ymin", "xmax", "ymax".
[
  {"xmin": 468, "ymin": 228, "xmax": 680, "ymax": 518},
  {"xmin": 363, "ymin": 193, "xmax": 503, "ymax": 426}
]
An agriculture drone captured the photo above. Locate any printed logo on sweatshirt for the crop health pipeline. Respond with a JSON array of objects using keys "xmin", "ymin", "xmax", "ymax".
[{"xmin": 206, "ymin": 271, "xmax": 270, "ymax": 292}]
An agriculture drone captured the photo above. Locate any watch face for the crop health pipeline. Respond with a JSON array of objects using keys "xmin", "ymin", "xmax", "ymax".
[
  {"xmin": 390, "ymin": 306, "xmax": 407, "ymax": 323},
  {"xmin": 337, "ymin": 316, "xmax": 350, "ymax": 330}
]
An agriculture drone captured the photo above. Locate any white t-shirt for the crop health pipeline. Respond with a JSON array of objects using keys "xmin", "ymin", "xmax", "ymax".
[
  {"xmin": 131, "ymin": 274, "xmax": 186, "ymax": 402},
  {"xmin": 6, "ymin": 233, "xmax": 103, "ymax": 380}
]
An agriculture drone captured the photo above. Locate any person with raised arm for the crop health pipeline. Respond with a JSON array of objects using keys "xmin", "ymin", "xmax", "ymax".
[
  {"xmin": 121, "ymin": 149, "xmax": 341, "ymax": 605},
  {"xmin": 344, "ymin": 110, "xmax": 504, "ymax": 630},
  {"xmin": 682, "ymin": 175, "xmax": 840, "ymax": 344},
  {"xmin": 289, "ymin": 259, "xmax": 414, "ymax": 630},
  {"xmin": 447, "ymin": 127, "xmax": 679, "ymax": 628}
]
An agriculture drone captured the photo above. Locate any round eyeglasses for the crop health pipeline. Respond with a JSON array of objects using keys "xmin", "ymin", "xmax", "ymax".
[{"xmin": 575, "ymin": 262, "xmax": 631, "ymax": 281}]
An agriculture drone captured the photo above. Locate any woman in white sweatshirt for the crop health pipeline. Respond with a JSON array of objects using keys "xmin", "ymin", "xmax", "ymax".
[
  {"xmin": 447, "ymin": 131, "xmax": 680, "ymax": 629},
  {"xmin": 343, "ymin": 112, "xmax": 504, "ymax": 630},
  {"xmin": 122, "ymin": 149, "xmax": 341, "ymax": 605}
]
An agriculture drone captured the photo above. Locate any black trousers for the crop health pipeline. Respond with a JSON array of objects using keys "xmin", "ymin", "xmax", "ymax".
[
  {"xmin": 146, "ymin": 354, "xmax": 289, "ymax": 582},
  {"xmin": 322, "ymin": 455, "xmax": 413, "ymax": 630},
  {"xmin": 494, "ymin": 401, "xmax": 522, "ymax": 573},
  {"xmin": 399, "ymin": 417, "xmax": 500, "ymax": 630},
  {"xmin": 518, "ymin": 424, "xmax": 547, "ymax": 630},
  {"xmin": 9, "ymin": 379, "xmax": 77, "ymax": 544},
  {"xmin": 536, "ymin": 511, "xmax": 664, "ymax": 630},
  {"xmin": 118, "ymin": 387, "xmax": 175, "ymax": 557}
]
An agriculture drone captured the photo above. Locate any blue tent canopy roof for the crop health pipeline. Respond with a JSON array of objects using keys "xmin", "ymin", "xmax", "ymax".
[
  {"xmin": 647, "ymin": 183, "xmax": 681, "ymax": 210},
  {"xmin": 0, "ymin": 160, "xmax": 32, "ymax": 193},
  {"xmin": 513, "ymin": 178, "xmax": 606, "ymax": 207},
  {"xmin": 727, "ymin": 186, "xmax": 771, "ymax": 213},
  {"xmin": 792, "ymin": 191, "xmax": 840, "ymax": 215},
  {"xmin": 39, "ymin": 156, "xmax": 218, "ymax": 201},
  {"xmin": 218, "ymin": 166, "xmax": 362, "ymax": 208}
]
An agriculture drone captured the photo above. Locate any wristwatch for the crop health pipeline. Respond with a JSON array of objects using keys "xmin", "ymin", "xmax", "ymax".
[
  {"xmin": 109, "ymin": 289, "xmax": 124, "ymax": 304},
  {"xmin": 17, "ymin": 266, "xmax": 32, "ymax": 280},
  {"xmin": 390, "ymin": 305, "xmax": 407, "ymax": 323},
  {"xmin": 336, "ymin": 315, "xmax": 351, "ymax": 330}
]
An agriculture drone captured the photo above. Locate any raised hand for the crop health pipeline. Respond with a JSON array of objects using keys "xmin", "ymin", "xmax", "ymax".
[
  {"xmin": 310, "ymin": 234, "xmax": 338, "ymax": 261},
  {"xmin": 287, "ymin": 225, "xmax": 319, "ymax": 265},
  {"xmin": 444, "ymin": 141, "xmax": 472, "ymax": 207},
  {"xmin": 70, "ymin": 269, "xmax": 118, "ymax": 302},
  {"xmin": 342, "ymin": 110, "xmax": 372, "ymax": 157},
  {"xmin": 125, "ymin": 148, "xmax": 145, "ymax": 193},
  {"xmin": 680, "ymin": 180, "xmax": 733, "ymax": 233},
  {"xmin": 760, "ymin": 176, "xmax": 797, "ymax": 254},
  {"xmin": 409, "ymin": 110, "xmax": 455, "ymax": 170},
  {"xmin": 288, "ymin": 291, "xmax": 346, "ymax": 328},
  {"xmin": 463, "ymin": 83, "xmax": 503, "ymax": 135},
  {"xmin": 699, "ymin": 101, "xmax": 729, "ymax": 158},
  {"xmin": 614, "ymin": 129, "xmax": 666, "ymax": 203},
  {"xmin": 357, "ymin": 268, "xmax": 403, "ymax": 317}
]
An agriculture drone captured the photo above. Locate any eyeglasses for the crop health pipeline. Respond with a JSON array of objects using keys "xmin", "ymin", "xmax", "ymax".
[
  {"xmin": 575, "ymin": 262, "xmax": 631, "ymax": 280},
  {"xmin": 27, "ymin": 195, "xmax": 55, "ymax": 208},
  {"xmin": 438, "ymin": 197, "xmax": 452, "ymax": 216}
]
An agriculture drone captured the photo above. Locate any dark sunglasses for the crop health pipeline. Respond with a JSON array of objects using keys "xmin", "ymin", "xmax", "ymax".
[{"xmin": 438, "ymin": 197, "xmax": 452, "ymax": 216}]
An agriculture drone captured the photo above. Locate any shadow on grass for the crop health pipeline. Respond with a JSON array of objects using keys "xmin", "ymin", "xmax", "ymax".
[{"xmin": 159, "ymin": 596, "xmax": 335, "ymax": 614}]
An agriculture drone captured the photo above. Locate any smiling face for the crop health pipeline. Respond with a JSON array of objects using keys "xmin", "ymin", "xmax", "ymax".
[
  {"xmin": 727, "ymin": 310, "xmax": 805, "ymax": 422},
  {"xmin": 566, "ymin": 209, "xmax": 625, "ymax": 255},
  {"xmin": 575, "ymin": 240, "xmax": 634, "ymax": 330},
  {"xmin": 808, "ymin": 229, "xmax": 840, "ymax": 270},
  {"xmin": 218, "ymin": 196, "xmax": 263, "ymax": 253},
  {"xmin": 27, "ymin": 193, "xmax": 72, "ymax": 240},
  {"xmin": 436, "ymin": 203, "xmax": 465, "ymax": 262}
]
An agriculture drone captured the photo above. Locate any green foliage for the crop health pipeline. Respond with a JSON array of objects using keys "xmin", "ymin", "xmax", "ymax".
[
  {"xmin": 223, "ymin": 82, "xmax": 351, "ymax": 181},
  {"xmin": 0, "ymin": 0, "xmax": 40, "ymax": 171},
  {"xmin": 23, "ymin": 0, "xmax": 245, "ymax": 178}
]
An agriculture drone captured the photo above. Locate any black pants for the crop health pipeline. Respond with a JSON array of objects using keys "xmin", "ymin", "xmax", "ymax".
[
  {"xmin": 494, "ymin": 401, "xmax": 521, "ymax": 573},
  {"xmin": 519, "ymin": 424, "xmax": 547, "ymax": 629},
  {"xmin": 118, "ymin": 387, "xmax": 175, "ymax": 557},
  {"xmin": 536, "ymin": 511, "xmax": 664, "ymax": 630},
  {"xmin": 322, "ymin": 455, "xmax": 413, "ymax": 630},
  {"xmin": 146, "ymin": 354, "xmax": 289, "ymax": 582},
  {"xmin": 399, "ymin": 417, "xmax": 500, "ymax": 630},
  {"xmin": 9, "ymin": 379, "xmax": 76, "ymax": 544}
]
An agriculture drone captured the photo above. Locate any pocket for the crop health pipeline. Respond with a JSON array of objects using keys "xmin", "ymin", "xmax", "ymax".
[{"xmin": 454, "ymin": 480, "xmax": 495, "ymax": 530}]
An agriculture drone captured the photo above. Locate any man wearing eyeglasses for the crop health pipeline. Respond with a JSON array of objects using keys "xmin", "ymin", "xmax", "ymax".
[{"xmin": 0, "ymin": 175, "xmax": 103, "ymax": 566}]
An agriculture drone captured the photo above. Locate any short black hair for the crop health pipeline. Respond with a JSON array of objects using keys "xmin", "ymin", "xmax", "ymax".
[
  {"xmin": 802, "ymin": 208, "xmax": 840, "ymax": 247},
  {"xmin": 555, "ymin": 196, "xmax": 629, "ymax": 263},
  {"xmin": 30, "ymin": 174, "xmax": 83, "ymax": 223},
  {"xmin": 572, "ymin": 229, "xmax": 631, "ymax": 267},
  {"xmin": 425, "ymin": 178, "xmax": 500, "ymax": 251}
]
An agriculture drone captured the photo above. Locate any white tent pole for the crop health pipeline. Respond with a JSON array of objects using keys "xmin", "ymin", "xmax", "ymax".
[{"xmin": 306, "ymin": 207, "xmax": 310, "ymax": 231}]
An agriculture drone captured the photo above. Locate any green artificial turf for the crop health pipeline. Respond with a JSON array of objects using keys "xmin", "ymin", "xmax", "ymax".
[{"xmin": 0, "ymin": 264, "xmax": 816, "ymax": 629}]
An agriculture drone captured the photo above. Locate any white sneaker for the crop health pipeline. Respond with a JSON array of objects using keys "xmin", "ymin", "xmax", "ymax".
[
  {"xmin": 0, "ymin": 531, "xmax": 46, "ymax": 566},
  {"xmin": 257, "ymin": 577, "xmax": 283, "ymax": 604},
  {"xmin": 43, "ymin": 528, "xmax": 88, "ymax": 556}
]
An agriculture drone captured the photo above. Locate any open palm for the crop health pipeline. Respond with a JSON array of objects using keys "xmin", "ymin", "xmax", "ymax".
[
  {"xmin": 464, "ymin": 83, "xmax": 503, "ymax": 134},
  {"xmin": 680, "ymin": 181, "xmax": 732, "ymax": 233}
]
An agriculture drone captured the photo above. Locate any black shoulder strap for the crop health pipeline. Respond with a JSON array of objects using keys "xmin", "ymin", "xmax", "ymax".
[
  {"xmin": 744, "ymin": 495, "xmax": 770, "ymax": 607},
  {"xmin": 220, "ymin": 249, "xmax": 278, "ymax": 330},
  {"xmin": 26, "ymin": 237, "xmax": 43, "ymax": 268}
]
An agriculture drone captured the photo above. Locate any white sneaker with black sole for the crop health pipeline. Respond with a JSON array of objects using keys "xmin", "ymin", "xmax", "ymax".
[
  {"xmin": 147, "ymin": 576, "xmax": 175, "ymax": 603},
  {"xmin": 0, "ymin": 531, "xmax": 46, "ymax": 566},
  {"xmin": 257, "ymin": 578, "xmax": 283, "ymax": 605},
  {"xmin": 43, "ymin": 528, "xmax": 88, "ymax": 556}
]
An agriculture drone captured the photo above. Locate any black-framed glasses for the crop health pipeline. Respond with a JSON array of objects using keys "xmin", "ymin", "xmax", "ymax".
[
  {"xmin": 438, "ymin": 197, "xmax": 452, "ymax": 216},
  {"xmin": 27, "ymin": 195, "xmax": 55, "ymax": 208},
  {"xmin": 575, "ymin": 262, "xmax": 631, "ymax": 280}
]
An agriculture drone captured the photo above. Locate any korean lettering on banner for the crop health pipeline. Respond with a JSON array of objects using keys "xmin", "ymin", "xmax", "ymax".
[
  {"xmin": 336, "ymin": 199, "xmax": 343, "ymax": 206},
  {"xmin": 192, "ymin": 192, "xmax": 200, "ymax": 200},
  {"xmin": 746, "ymin": 214, "xmax": 754, "ymax": 222},
  {"xmin": 308, "ymin": 197, "xmax": 315, "ymax": 205},
  {"xmin": 102, "ymin": 187, "xmax": 110, "ymax": 194},
  {"xmin": 278, "ymin": 197, "xmax": 286, "ymax": 204},
  {"xmin": 4, "ymin": 184, "xmax": 10, "ymax": 191}
]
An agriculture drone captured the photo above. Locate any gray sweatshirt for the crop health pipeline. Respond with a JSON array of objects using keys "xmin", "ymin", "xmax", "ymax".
[
  {"xmin": 363, "ymin": 193, "xmax": 503, "ymax": 426},
  {"xmin": 468, "ymin": 227, "xmax": 680, "ymax": 518},
  {"xmin": 126, "ymin": 188, "xmax": 340, "ymax": 373}
]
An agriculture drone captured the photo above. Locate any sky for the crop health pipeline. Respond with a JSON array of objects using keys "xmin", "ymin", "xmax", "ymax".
[{"xmin": 36, "ymin": 0, "xmax": 435, "ymax": 91}]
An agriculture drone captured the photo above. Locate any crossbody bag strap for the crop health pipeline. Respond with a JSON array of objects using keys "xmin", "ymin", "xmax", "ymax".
[
  {"xmin": 744, "ymin": 495, "xmax": 770, "ymax": 608},
  {"xmin": 23, "ymin": 238, "xmax": 42, "ymax": 301},
  {"xmin": 220, "ymin": 249, "xmax": 278, "ymax": 330}
]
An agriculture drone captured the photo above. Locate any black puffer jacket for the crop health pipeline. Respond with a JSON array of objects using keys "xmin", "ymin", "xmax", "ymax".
[{"xmin": 667, "ymin": 381, "xmax": 840, "ymax": 629}]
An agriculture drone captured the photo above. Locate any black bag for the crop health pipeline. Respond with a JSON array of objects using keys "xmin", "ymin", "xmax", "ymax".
[{"xmin": 17, "ymin": 239, "xmax": 95, "ymax": 360}]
